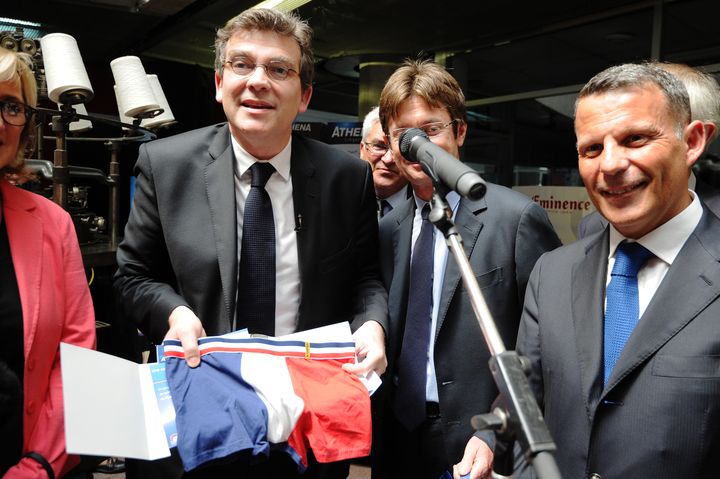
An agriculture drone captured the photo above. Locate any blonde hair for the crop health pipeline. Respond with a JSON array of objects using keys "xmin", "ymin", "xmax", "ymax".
[{"xmin": 0, "ymin": 48, "xmax": 38, "ymax": 180}]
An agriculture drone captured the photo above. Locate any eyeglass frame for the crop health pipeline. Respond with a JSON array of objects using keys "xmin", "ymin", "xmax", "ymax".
[
  {"xmin": 389, "ymin": 119, "xmax": 459, "ymax": 144},
  {"xmin": 362, "ymin": 141, "xmax": 390, "ymax": 156},
  {"xmin": 0, "ymin": 99, "xmax": 36, "ymax": 127},
  {"xmin": 224, "ymin": 58, "xmax": 300, "ymax": 81}
]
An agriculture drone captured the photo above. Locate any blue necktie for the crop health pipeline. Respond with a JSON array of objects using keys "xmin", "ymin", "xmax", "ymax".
[
  {"xmin": 237, "ymin": 162, "xmax": 276, "ymax": 336},
  {"xmin": 603, "ymin": 241, "xmax": 654, "ymax": 385},
  {"xmin": 394, "ymin": 204, "xmax": 434, "ymax": 431}
]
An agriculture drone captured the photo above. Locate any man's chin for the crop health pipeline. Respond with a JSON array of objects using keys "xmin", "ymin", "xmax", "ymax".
[{"xmin": 374, "ymin": 172, "xmax": 401, "ymax": 183}]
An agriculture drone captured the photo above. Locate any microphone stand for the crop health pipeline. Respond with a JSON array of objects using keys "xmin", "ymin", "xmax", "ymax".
[{"xmin": 424, "ymin": 167, "xmax": 561, "ymax": 479}]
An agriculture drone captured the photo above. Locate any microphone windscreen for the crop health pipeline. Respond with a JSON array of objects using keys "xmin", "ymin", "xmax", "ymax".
[{"xmin": 399, "ymin": 128, "xmax": 428, "ymax": 160}]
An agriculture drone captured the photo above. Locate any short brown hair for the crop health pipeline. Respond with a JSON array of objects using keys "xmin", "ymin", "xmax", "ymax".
[
  {"xmin": 576, "ymin": 63, "xmax": 691, "ymax": 138},
  {"xmin": 379, "ymin": 59, "xmax": 466, "ymax": 138},
  {"xmin": 215, "ymin": 8, "xmax": 314, "ymax": 90}
]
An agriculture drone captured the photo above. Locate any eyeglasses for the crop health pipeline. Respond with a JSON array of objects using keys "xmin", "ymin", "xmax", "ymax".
[
  {"xmin": 362, "ymin": 141, "xmax": 389, "ymax": 155},
  {"xmin": 224, "ymin": 58, "xmax": 299, "ymax": 81},
  {"xmin": 390, "ymin": 119, "xmax": 458, "ymax": 143},
  {"xmin": 0, "ymin": 99, "xmax": 35, "ymax": 127}
]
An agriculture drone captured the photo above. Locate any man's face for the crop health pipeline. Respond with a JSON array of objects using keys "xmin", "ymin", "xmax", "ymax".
[
  {"xmin": 215, "ymin": 29, "xmax": 312, "ymax": 160},
  {"xmin": 386, "ymin": 96, "xmax": 466, "ymax": 200},
  {"xmin": 576, "ymin": 85, "xmax": 705, "ymax": 239},
  {"xmin": 360, "ymin": 120, "xmax": 407, "ymax": 199},
  {"xmin": 0, "ymin": 79, "xmax": 25, "ymax": 171}
]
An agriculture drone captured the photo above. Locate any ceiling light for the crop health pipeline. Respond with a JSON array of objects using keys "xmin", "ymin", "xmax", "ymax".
[
  {"xmin": 0, "ymin": 17, "xmax": 42, "ymax": 28},
  {"xmin": 251, "ymin": 0, "xmax": 311, "ymax": 12}
]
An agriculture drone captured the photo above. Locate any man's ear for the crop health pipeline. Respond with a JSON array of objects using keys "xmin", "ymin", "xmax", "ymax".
[
  {"xmin": 298, "ymin": 85, "xmax": 313, "ymax": 114},
  {"xmin": 685, "ymin": 119, "xmax": 707, "ymax": 168},
  {"xmin": 214, "ymin": 71, "xmax": 223, "ymax": 104},
  {"xmin": 455, "ymin": 121, "xmax": 468, "ymax": 148},
  {"xmin": 703, "ymin": 121, "xmax": 717, "ymax": 144}
]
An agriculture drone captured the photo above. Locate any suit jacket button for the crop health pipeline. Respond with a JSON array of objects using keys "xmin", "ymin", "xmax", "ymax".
[
  {"xmin": 26, "ymin": 400, "xmax": 35, "ymax": 415},
  {"xmin": 589, "ymin": 474, "xmax": 602, "ymax": 479}
]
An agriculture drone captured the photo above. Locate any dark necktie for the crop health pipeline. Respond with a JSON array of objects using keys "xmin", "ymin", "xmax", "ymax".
[
  {"xmin": 237, "ymin": 162, "xmax": 276, "ymax": 336},
  {"xmin": 380, "ymin": 199, "xmax": 392, "ymax": 218},
  {"xmin": 394, "ymin": 204, "xmax": 434, "ymax": 431},
  {"xmin": 603, "ymin": 241, "xmax": 654, "ymax": 384}
]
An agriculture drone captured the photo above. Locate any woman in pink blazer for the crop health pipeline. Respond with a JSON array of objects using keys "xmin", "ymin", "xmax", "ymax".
[{"xmin": 0, "ymin": 49, "xmax": 96, "ymax": 478}]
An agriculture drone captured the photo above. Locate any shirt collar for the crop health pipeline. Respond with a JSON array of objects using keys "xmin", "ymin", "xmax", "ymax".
[
  {"xmin": 381, "ymin": 186, "xmax": 409, "ymax": 210},
  {"xmin": 608, "ymin": 189, "xmax": 703, "ymax": 265},
  {"xmin": 231, "ymin": 133, "xmax": 292, "ymax": 181},
  {"xmin": 413, "ymin": 190, "xmax": 461, "ymax": 215}
]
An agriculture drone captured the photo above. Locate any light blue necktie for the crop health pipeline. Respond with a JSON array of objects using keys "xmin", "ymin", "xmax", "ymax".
[{"xmin": 603, "ymin": 241, "xmax": 655, "ymax": 385}]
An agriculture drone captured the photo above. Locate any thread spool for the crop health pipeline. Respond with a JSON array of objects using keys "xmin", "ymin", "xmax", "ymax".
[
  {"xmin": 110, "ymin": 56, "xmax": 159, "ymax": 118},
  {"xmin": 113, "ymin": 85, "xmax": 135, "ymax": 131},
  {"xmin": 142, "ymin": 74, "xmax": 175, "ymax": 129},
  {"xmin": 40, "ymin": 33, "xmax": 94, "ymax": 104}
]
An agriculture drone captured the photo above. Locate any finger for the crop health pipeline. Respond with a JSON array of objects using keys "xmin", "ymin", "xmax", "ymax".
[
  {"xmin": 178, "ymin": 330, "xmax": 201, "ymax": 368},
  {"xmin": 342, "ymin": 359, "xmax": 372, "ymax": 376},
  {"xmin": 453, "ymin": 455, "xmax": 472, "ymax": 478},
  {"xmin": 470, "ymin": 460, "xmax": 492, "ymax": 479},
  {"xmin": 363, "ymin": 348, "xmax": 387, "ymax": 375}
]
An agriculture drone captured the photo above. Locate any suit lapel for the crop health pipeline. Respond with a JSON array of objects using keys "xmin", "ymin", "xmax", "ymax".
[
  {"xmin": 289, "ymin": 137, "xmax": 318, "ymax": 330},
  {"xmin": 1, "ymin": 182, "xmax": 43, "ymax": 355},
  {"xmin": 388, "ymin": 199, "xmax": 414, "ymax": 333},
  {"xmin": 204, "ymin": 126, "xmax": 237, "ymax": 328},
  {"xmin": 571, "ymin": 232, "xmax": 608, "ymax": 418},
  {"xmin": 435, "ymin": 196, "xmax": 486, "ymax": 337},
  {"xmin": 695, "ymin": 180, "xmax": 720, "ymax": 218},
  {"xmin": 604, "ymin": 212, "xmax": 720, "ymax": 391}
]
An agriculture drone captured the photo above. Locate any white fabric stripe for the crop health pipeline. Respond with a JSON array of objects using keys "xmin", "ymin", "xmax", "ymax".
[
  {"xmin": 199, "ymin": 341, "xmax": 354, "ymax": 355},
  {"xmin": 240, "ymin": 353, "xmax": 304, "ymax": 443}
]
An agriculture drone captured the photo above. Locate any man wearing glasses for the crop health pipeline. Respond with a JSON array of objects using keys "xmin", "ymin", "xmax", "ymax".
[
  {"xmin": 115, "ymin": 8, "xmax": 387, "ymax": 479},
  {"xmin": 373, "ymin": 59, "xmax": 560, "ymax": 479},
  {"xmin": 360, "ymin": 107, "xmax": 409, "ymax": 218}
]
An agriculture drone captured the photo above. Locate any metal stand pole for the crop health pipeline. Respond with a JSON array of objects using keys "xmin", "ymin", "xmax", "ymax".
[
  {"xmin": 106, "ymin": 141, "xmax": 120, "ymax": 248},
  {"xmin": 51, "ymin": 114, "xmax": 69, "ymax": 208},
  {"xmin": 427, "ymin": 182, "xmax": 561, "ymax": 479}
]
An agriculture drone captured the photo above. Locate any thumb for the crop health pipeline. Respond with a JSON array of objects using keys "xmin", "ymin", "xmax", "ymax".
[{"xmin": 454, "ymin": 452, "xmax": 473, "ymax": 477}]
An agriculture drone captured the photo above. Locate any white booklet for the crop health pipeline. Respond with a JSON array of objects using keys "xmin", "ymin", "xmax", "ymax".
[{"xmin": 60, "ymin": 342, "xmax": 174, "ymax": 460}]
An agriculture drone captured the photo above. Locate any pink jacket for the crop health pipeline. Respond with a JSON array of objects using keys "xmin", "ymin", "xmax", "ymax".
[{"xmin": 1, "ymin": 180, "xmax": 96, "ymax": 479}]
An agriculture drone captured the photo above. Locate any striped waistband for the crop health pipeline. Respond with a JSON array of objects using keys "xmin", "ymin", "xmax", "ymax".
[{"xmin": 162, "ymin": 337, "xmax": 356, "ymax": 360}]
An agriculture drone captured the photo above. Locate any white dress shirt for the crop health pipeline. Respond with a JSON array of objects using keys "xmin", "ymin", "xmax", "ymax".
[
  {"xmin": 232, "ymin": 135, "xmax": 301, "ymax": 336},
  {"xmin": 409, "ymin": 191, "xmax": 462, "ymax": 403}
]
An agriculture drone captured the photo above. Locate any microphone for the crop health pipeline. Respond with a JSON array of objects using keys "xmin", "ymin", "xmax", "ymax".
[{"xmin": 399, "ymin": 128, "xmax": 486, "ymax": 200}]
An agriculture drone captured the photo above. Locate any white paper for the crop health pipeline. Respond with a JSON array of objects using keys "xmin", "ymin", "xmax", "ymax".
[
  {"xmin": 281, "ymin": 321, "xmax": 353, "ymax": 342},
  {"xmin": 60, "ymin": 343, "xmax": 171, "ymax": 460}
]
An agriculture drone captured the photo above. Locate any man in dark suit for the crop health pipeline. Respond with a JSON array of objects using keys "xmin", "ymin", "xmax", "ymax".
[
  {"xmin": 372, "ymin": 59, "xmax": 561, "ymax": 479},
  {"xmin": 114, "ymin": 8, "xmax": 387, "ymax": 479},
  {"xmin": 470, "ymin": 63, "xmax": 720, "ymax": 479},
  {"xmin": 577, "ymin": 62, "xmax": 720, "ymax": 237},
  {"xmin": 359, "ymin": 107, "xmax": 410, "ymax": 217}
]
